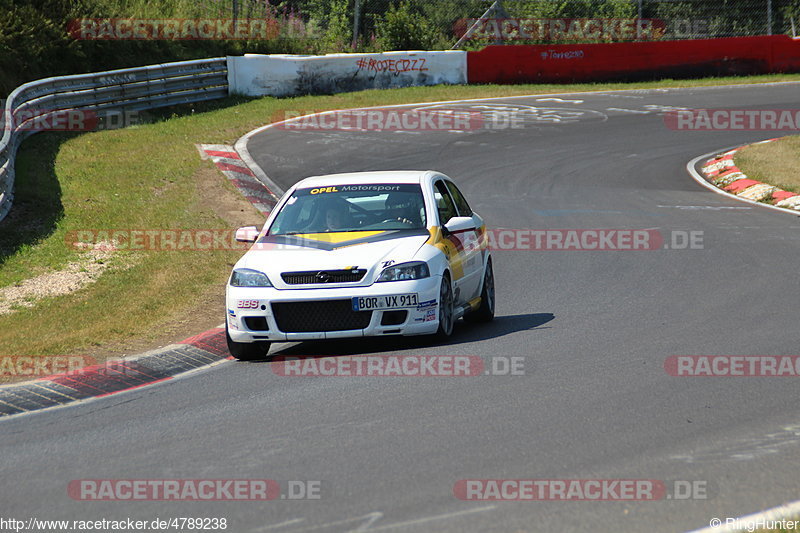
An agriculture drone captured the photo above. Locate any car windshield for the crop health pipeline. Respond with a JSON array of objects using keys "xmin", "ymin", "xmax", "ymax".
[{"xmin": 269, "ymin": 183, "xmax": 427, "ymax": 235}]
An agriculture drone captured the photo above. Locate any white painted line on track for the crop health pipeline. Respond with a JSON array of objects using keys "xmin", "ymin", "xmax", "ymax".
[
  {"xmin": 255, "ymin": 519, "xmax": 305, "ymax": 531},
  {"xmin": 536, "ymin": 97, "xmax": 584, "ymax": 103},
  {"xmin": 252, "ymin": 506, "xmax": 496, "ymax": 533},
  {"xmin": 607, "ymin": 107, "xmax": 651, "ymax": 113},
  {"xmin": 365, "ymin": 506, "xmax": 496, "ymax": 531},
  {"xmin": 234, "ymin": 135, "xmax": 287, "ymax": 198}
]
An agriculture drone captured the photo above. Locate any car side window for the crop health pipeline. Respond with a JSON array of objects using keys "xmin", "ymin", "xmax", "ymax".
[
  {"xmin": 446, "ymin": 181, "xmax": 473, "ymax": 217},
  {"xmin": 433, "ymin": 180, "xmax": 458, "ymax": 225}
]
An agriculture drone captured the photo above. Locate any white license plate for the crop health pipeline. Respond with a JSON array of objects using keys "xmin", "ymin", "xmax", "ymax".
[{"xmin": 352, "ymin": 293, "xmax": 419, "ymax": 311}]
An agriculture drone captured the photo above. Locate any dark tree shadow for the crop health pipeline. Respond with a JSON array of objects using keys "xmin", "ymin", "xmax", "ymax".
[
  {"xmin": 0, "ymin": 96, "xmax": 260, "ymax": 266},
  {"xmin": 0, "ymin": 133, "xmax": 66, "ymax": 266}
]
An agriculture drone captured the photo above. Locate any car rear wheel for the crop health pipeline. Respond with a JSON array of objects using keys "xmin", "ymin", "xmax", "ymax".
[
  {"xmin": 435, "ymin": 275, "xmax": 454, "ymax": 339},
  {"xmin": 226, "ymin": 323, "xmax": 271, "ymax": 361},
  {"xmin": 465, "ymin": 258, "xmax": 495, "ymax": 323}
]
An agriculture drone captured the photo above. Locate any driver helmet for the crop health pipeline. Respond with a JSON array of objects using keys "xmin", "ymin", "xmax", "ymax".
[
  {"xmin": 385, "ymin": 192, "xmax": 418, "ymax": 223},
  {"xmin": 322, "ymin": 198, "xmax": 349, "ymax": 230}
]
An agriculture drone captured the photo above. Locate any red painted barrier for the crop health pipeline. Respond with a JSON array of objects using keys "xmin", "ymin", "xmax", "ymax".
[
  {"xmin": 770, "ymin": 35, "xmax": 800, "ymax": 72},
  {"xmin": 467, "ymin": 35, "xmax": 800, "ymax": 84}
]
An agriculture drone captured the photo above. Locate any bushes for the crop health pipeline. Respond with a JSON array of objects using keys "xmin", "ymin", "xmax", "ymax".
[
  {"xmin": 376, "ymin": 1, "xmax": 438, "ymax": 50},
  {"xmin": 0, "ymin": 0, "xmax": 327, "ymax": 96},
  {"xmin": 0, "ymin": 0, "xmax": 482, "ymax": 96}
]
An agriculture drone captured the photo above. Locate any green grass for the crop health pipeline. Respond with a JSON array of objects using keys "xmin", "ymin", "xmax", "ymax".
[
  {"xmin": 735, "ymin": 135, "xmax": 800, "ymax": 195},
  {"xmin": 3, "ymin": 73, "xmax": 800, "ymax": 357}
]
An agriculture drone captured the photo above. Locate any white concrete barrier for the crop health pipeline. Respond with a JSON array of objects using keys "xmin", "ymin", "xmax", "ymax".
[{"xmin": 227, "ymin": 51, "xmax": 467, "ymax": 97}]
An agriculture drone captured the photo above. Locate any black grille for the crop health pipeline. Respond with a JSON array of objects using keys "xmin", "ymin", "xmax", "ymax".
[
  {"xmin": 271, "ymin": 300, "xmax": 372, "ymax": 332},
  {"xmin": 281, "ymin": 269, "xmax": 366, "ymax": 285}
]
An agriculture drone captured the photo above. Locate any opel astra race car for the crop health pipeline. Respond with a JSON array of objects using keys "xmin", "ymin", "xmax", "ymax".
[{"xmin": 225, "ymin": 170, "xmax": 494, "ymax": 360}]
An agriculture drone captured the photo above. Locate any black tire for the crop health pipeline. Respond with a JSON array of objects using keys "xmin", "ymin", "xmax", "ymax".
[
  {"xmin": 226, "ymin": 324, "xmax": 271, "ymax": 361},
  {"xmin": 435, "ymin": 274, "xmax": 455, "ymax": 339},
  {"xmin": 465, "ymin": 258, "xmax": 495, "ymax": 323}
]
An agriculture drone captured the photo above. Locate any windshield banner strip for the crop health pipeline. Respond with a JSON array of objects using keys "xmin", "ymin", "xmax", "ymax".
[{"xmin": 259, "ymin": 229, "xmax": 430, "ymax": 251}]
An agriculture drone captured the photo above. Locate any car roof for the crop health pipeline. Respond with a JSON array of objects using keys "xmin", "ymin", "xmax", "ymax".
[{"xmin": 294, "ymin": 171, "xmax": 440, "ymax": 188}]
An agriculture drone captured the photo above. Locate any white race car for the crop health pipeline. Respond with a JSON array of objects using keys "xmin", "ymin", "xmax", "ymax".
[{"xmin": 225, "ymin": 170, "xmax": 494, "ymax": 360}]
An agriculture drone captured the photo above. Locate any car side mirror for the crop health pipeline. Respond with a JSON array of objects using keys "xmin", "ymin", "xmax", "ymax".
[
  {"xmin": 235, "ymin": 226, "xmax": 259, "ymax": 243},
  {"xmin": 444, "ymin": 216, "xmax": 475, "ymax": 234}
]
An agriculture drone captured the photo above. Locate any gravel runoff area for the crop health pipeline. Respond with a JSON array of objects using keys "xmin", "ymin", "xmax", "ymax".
[{"xmin": 0, "ymin": 242, "xmax": 128, "ymax": 315}]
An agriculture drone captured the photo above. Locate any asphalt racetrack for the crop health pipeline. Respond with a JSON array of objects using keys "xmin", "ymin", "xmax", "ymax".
[{"xmin": 2, "ymin": 82, "xmax": 800, "ymax": 533}]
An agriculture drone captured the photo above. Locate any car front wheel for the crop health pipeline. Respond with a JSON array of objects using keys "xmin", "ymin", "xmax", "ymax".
[
  {"xmin": 226, "ymin": 323, "xmax": 271, "ymax": 361},
  {"xmin": 465, "ymin": 258, "xmax": 495, "ymax": 323},
  {"xmin": 435, "ymin": 275, "xmax": 454, "ymax": 339}
]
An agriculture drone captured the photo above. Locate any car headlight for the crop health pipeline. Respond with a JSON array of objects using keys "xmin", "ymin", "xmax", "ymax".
[
  {"xmin": 376, "ymin": 261, "xmax": 430, "ymax": 282},
  {"xmin": 230, "ymin": 269, "xmax": 273, "ymax": 287}
]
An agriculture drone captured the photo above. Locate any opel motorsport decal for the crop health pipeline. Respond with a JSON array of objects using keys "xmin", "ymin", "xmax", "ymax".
[{"xmin": 302, "ymin": 184, "xmax": 406, "ymax": 195}]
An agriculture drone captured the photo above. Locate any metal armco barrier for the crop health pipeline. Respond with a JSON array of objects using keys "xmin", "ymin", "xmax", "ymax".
[{"xmin": 0, "ymin": 58, "xmax": 228, "ymax": 223}]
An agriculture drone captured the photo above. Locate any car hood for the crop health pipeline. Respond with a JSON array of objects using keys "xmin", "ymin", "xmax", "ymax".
[{"xmin": 236, "ymin": 229, "xmax": 431, "ymax": 289}]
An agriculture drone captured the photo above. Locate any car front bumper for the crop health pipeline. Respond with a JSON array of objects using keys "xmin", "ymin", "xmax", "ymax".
[{"xmin": 226, "ymin": 276, "xmax": 442, "ymax": 343}]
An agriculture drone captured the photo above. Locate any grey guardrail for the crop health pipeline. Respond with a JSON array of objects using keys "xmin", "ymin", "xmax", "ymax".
[{"xmin": 0, "ymin": 58, "xmax": 229, "ymax": 223}]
